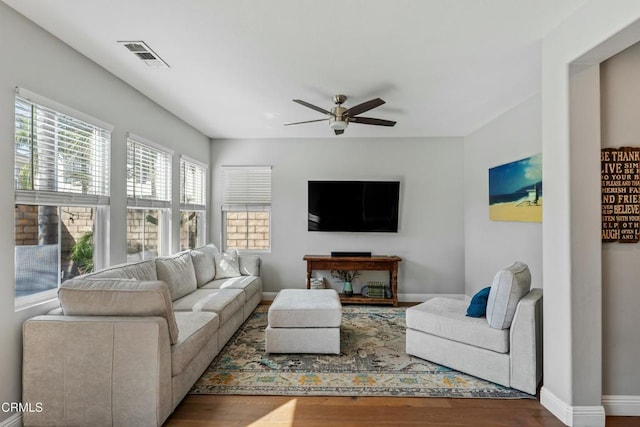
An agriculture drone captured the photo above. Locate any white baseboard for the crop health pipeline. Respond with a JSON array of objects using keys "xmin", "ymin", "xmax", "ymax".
[
  {"xmin": 0, "ymin": 413, "xmax": 22, "ymax": 427},
  {"xmin": 602, "ymin": 395, "xmax": 640, "ymax": 416},
  {"xmin": 262, "ymin": 292, "xmax": 465, "ymax": 303},
  {"xmin": 540, "ymin": 387, "xmax": 606, "ymax": 426},
  {"xmin": 263, "ymin": 292, "xmax": 278, "ymax": 301}
]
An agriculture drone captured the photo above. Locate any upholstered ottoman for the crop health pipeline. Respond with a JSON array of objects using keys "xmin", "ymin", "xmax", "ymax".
[{"xmin": 265, "ymin": 289, "xmax": 342, "ymax": 354}]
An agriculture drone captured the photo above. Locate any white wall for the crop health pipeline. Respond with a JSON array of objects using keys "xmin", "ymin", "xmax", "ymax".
[
  {"xmin": 541, "ymin": 1, "xmax": 640, "ymax": 424},
  {"xmin": 464, "ymin": 95, "xmax": 542, "ymax": 296},
  {"xmin": 210, "ymin": 137, "xmax": 465, "ymax": 299},
  {"xmin": 600, "ymin": 42, "xmax": 640, "ymax": 398},
  {"xmin": 0, "ymin": 4, "xmax": 210, "ymax": 422}
]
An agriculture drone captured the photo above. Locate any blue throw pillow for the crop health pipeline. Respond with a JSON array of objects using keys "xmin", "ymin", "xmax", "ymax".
[{"xmin": 466, "ymin": 286, "xmax": 491, "ymax": 317}]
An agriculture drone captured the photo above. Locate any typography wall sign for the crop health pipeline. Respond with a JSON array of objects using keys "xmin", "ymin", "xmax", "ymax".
[{"xmin": 601, "ymin": 147, "xmax": 640, "ymax": 242}]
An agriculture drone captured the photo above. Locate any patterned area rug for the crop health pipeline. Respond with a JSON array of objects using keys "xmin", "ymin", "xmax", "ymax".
[{"xmin": 190, "ymin": 305, "xmax": 533, "ymax": 398}]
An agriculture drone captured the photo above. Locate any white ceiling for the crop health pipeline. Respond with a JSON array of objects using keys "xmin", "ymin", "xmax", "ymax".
[{"xmin": 3, "ymin": 0, "xmax": 588, "ymax": 139}]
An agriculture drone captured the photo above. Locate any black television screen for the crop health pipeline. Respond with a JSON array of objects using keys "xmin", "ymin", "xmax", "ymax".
[{"xmin": 308, "ymin": 180, "xmax": 400, "ymax": 232}]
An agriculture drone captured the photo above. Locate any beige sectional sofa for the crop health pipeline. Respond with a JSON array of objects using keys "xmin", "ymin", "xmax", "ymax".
[{"xmin": 22, "ymin": 244, "xmax": 262, "ymax": 427}]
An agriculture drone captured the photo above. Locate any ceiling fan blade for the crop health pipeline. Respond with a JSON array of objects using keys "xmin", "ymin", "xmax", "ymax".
[
  {"xmin": 334, "ymin": 129, "xmax": 345, "ymax": 135},
  {"xmin": 283, "ymin": 118, "xmax": 329, "ymax": 126},
  {"xmin": 344, "ymin": 98, "xmax": 385, "ymax": 117},
  {"xmin": 350, "ymin": 116, "xmax": 396, "ymax": 127},
  {"xmin": 293, "ymin": 99, "xmax": 334, "ymax": 116}
]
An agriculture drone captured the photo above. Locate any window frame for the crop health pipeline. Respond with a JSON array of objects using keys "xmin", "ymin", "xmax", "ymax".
[
  {"xmin": 179, "ymin": 156, "xmax": 207, "ymax": 250},
  {"xmin": 13, "ymin": 88, "xmax": 112, "ymax": 310},
  {"xmin": 221, "ymin": 165, "xmax": 272, "ymax": 253},
  {"xmin": 126, "ymin": 133, "xmax": 173, "ymax": 258}
]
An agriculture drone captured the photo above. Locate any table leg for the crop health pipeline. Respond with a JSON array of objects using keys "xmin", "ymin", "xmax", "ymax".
[{"xmin": 306, "ymin": 262, "xmax": 312, "ymax": 289}]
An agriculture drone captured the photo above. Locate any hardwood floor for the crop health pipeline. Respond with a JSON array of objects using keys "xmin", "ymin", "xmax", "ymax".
[
  {"xmin": 164, "ymin": 395, "xmax": 637, "ymax": 426},
  {"xmin": 165, "ymin": 303, "xmax": 638, "ymax": 426}
]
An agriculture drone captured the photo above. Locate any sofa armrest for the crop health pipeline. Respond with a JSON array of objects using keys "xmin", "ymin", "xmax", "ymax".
[
  {"xmin": 23, "ymin": 315, "xmax": 172, "ymax": 427},
  {"xmin": 509, "ymin": 288, "xmax": 543, "ymax": 394}
]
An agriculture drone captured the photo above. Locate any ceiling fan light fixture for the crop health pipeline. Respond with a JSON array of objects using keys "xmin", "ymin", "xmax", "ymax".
[
  {"xmin": 285, "ymin": 94, "xmax": 394, "ymax": 134},
  {"xmin": 329, "ymin": 119, "xmax": 348, "ymax": 131}
]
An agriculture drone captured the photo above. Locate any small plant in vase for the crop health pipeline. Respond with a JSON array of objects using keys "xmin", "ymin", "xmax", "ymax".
[{"xmin": 331, "ymin": 269, "xmax": 361, "ymax": 296}]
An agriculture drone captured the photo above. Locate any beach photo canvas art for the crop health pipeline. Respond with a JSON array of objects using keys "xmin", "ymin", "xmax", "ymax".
[{"xmin": 489, "ymin": 153, "xmax": 542, "ymax": 223}]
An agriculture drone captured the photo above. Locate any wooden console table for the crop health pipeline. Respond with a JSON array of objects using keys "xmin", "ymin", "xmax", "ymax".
[{"xmin": 303, "ymin": 255, "xmax": 402, "ymax": 306}]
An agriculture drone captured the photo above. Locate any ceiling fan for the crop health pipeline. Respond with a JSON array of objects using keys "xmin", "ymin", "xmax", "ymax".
[{"xmin": 284, "ymin": 94, "xmax": 396, "ymax": 135}]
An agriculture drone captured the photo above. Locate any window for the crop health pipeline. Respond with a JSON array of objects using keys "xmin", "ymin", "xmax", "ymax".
[
  {"xmin": 14, "ymin": 88, "xmax": 111, "ymax": 308},
  {"xmin": 180, "ymin": 157, "xmax": 207, "ymax": 250},
  {"xmin": 126, "ymin": 134, "xmax": 172, "ymax": 261},
  {"xmin": 221, "ymin": 166, "xmax": 271, "ymax": 252},
  {"xmin": 126, "ymin": 208, "xmax": 163, "ymax": 260}
]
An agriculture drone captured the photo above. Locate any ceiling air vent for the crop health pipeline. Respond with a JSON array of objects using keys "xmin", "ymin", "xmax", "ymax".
[{"xmin": 119, "ymin": 41, "xmax": 169, "ymax": 68}]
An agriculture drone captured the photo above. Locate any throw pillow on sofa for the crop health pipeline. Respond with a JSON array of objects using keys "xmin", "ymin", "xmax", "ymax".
[
  {"xmin": 239, "ymin": 254, "xmax": 260, "ymax": 276},
  {"xmin": 214, "ymin": 250, "xmax": 241, "ymax": 279},
  {"xmin": 466, "ymin": 286, "xmax": 491, "ymax": 317},
  {"xmin": 486, "ymin": 261, "xmax": 532, "ymax": 329}
]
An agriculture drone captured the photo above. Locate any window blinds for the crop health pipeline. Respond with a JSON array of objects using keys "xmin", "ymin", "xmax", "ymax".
[
  {"xmin": 221, "ymin": 166, "xmax": 272, "ymax": 210},
  {"xmin": 180, "ymin": 157, "xmax": 206, "ymax": 210},
  {"xmin": 14, "ymin": 95, "xmax": 111, "ymax": 206},
  {"xmin": 126, "ymin": 135, "xmax": 172, "ymax": 208}
]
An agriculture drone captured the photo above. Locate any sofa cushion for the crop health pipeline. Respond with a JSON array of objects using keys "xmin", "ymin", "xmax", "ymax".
[
  {"xmin": 172, "ymin": 288, "xmax": 245, "ymax": 325},
  {"xmin": 201, "ymin": 276, "xmax": 262, "ymax": 301},
  {"xmin": 466, "ymin": 286, "xmax": 491, "ymax": 317},
  {"xmin": 86, "ymin": 259, "xmax": 158, "ymax": 281},
  {"xmin": 214, "ymin": 251, "xmax": 241, "ymax": 280},
  {"xmin": 406, "ymin": 297, "xmax": 509, "ymax": 353},
  {"xmin": 58, "ymin": 278, "xmax": 179, "ymax": 345},
  {"xmin": 171, "ymin": 311, "xmax": 219, "ymax": 376},
  {"xmin": 486, "ymin": 261, "xmax": 532, "ymax": 329},
  {"xmin": 239, "ymin": 255, "xmax": 260, "ymax": 276},
  {"xmin": 190, "ymin": 244, "xmax": 219, "ymax": 287},
  {"xmin": 156, "ymin": 252, "xmax": 198, "ymax": 301}
]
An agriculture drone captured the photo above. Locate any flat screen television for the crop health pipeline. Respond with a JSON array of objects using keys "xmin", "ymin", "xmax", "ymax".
[{"xmin": 308, "ymin": 180, "xmax": 400, "ymax": 232}]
